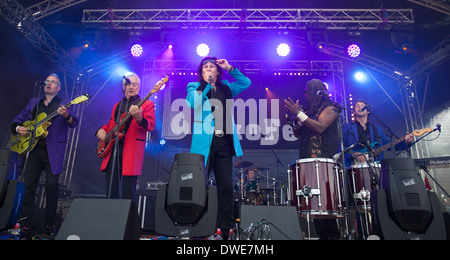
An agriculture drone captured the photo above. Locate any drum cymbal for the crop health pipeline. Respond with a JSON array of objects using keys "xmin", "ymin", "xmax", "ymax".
[{"xmin": 234, "ymin": 161, "xmax": 254, "ymax": 168}]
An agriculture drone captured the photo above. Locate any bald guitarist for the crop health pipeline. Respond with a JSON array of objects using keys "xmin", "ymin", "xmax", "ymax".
[
  {"xmin": 96, "ymin": 73, "xmax": 155, "ymax": 203},
  {"xmin": 11, "ymin": 73, "xmax": 79, "ymax": 236},
  {"xmin": 342, "ymin": 99, "xmax": 414, "ymax": 166}
]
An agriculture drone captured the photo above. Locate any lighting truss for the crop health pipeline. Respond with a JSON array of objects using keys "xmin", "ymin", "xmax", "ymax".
[
  {"xmin": 82, "ymin": 8, "xmax": 414, "ymax": 30},
  {"xmin": 0, "ymin": 0, "xmax": 82, "ymax": 77},
  {"xmin": 407, "ymin": 0, "xmax": 450, "ymax": 15},
  {"xmin": 24, "ymin": 0, "xmax": 88, "ymax": 21}
]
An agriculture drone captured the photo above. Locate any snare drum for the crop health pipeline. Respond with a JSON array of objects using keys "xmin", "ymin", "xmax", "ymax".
[{"xmin": 288, "ymin": 158, "xmax": 343, "ymax": 218}]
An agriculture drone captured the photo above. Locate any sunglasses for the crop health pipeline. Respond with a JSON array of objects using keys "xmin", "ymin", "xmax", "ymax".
[{"xmin": 202, "ymin": 59, "xmax": 216, "ymax": 65}]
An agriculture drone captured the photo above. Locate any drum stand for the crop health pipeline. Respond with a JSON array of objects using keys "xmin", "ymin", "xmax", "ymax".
[{"xmin": 297, "ymin": 185, "xmax": 320, "ymax": 240}]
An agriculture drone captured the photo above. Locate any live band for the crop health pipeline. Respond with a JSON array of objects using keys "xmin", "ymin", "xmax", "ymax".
[{"xmin": 8, "ymin": 57, "xmax": 436, "ymax": 239}]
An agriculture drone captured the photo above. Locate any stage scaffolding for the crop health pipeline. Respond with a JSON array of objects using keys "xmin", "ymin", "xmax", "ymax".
[{"xmin": 4, "ymin": 3, "xmax": 447, "ymax": 197}]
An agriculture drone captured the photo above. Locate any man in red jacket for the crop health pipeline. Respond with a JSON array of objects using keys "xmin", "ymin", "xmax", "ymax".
[{"xmin": 96, "ymin": 73, "xmax": 155, "ymax": 202}]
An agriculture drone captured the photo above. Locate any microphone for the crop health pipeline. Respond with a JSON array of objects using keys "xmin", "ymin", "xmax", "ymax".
[
  {"xmin": 123, "ymin": 76, "xmax": 131, "ymax": 86},
  {"xmin": 436, "ymin": 124, "xmax": 442, "ymax": 133},
  {"xmin": 333, "ymin": 142, "xmax": 359, "ymax": 161},
  {"xmin": 208, "ymin": 75, "xmax": 213, "ymax": 84},
  {"xmin": 360, "ymin": 105, "xmax": 370, "ymax": 112},
  {"xmin": 36, "ymin": 81, "xmax": 47, "ymax": 87}
]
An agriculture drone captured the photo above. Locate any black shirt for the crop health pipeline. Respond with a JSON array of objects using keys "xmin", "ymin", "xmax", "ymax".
[{"xmin": 299, "ymin": 103, "xmax": 339, "ymax": 159}]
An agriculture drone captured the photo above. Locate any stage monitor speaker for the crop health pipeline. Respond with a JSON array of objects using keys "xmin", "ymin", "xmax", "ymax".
[
  {"xmin": 166, "ymin": 153, "xmax": 208, "ymax": 224},
  {"xmin": 380, "ymin": 158, "xmax": 433, "ymax": 232},
  {"xmin": 240, "ymin": 205, "xmax": 303, "ymax": 240},
  {"xmin": 56, "ymin": 199, "xmax": 140, "ymax": 240}
]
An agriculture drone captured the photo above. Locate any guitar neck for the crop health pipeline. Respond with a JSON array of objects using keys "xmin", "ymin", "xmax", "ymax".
[
  {"xmin": 373, "ymin": 136, "xmax": 405, "ymax": 157},
  {"xmin": 35, "ymin": 102, "xmax": 72, "ymax": 126},
  {"xmin": 108, "ymin": 89, "xmax": 157, "ymax": 137}
]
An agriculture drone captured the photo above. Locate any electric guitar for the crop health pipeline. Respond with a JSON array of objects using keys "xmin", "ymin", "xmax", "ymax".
[
  {"xmin": 96, "ymin": 76, "xmax": 168, "ymax": 158},
  {"xmin": 355, "ymin": 127, "xmax": 433, "ymax": 157},
  {"xmin": 9, "ymin": 94, "xmax": 90, "ymax": 156}
]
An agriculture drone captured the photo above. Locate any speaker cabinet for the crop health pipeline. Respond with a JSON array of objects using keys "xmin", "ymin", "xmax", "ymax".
[
  {"xmin": 56, "ymin": 199, "xmax": 140, "ymax": 240},
  {"xmin": 240, "ymin": 205, "xmax": 303, "ymax": 240}
]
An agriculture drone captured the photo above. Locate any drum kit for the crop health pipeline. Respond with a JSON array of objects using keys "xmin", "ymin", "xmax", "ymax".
[
  {"xmin": 287, "ymin": 157, "xmax": 381, "ymax": 239},
  {"xmin": 233, "ymin": 161, "xmax": 287, "ymax": 207},
  {"xmin": 231, "ymin": 156, "xmax": 381, "ymax": 240}
]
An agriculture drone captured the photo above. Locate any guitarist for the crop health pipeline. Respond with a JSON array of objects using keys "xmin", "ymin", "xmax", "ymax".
[
  {"xmin": 10, "ymin": 73, "xmax": 79, "ymax": 236},
  {"xmin": 342, "ymin": 99, "xmax": 414, "ymax": 166},
  {"xmin": 95, "ymin": 73, "xmax": 155, "ymax": 203}
]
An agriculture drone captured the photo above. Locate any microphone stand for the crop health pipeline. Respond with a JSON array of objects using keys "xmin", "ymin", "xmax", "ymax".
[
  {"xmin": 318, "ymin": 92, "xmax": 351, "ymax": 238},
  {"xmin": 366, "ymin": 106, "xmax": 400, "ymax": 158},
  {"xmin": 107, "ymin": 82, "xmax": 128, "ymax": 199},
  {"xmin": 21, "ymin": 81, "xmax": 44, "ymax": 183}
]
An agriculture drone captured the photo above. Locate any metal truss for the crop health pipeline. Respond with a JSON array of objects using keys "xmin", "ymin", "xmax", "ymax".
[
  {"xmin": 0, "ymin": 0, "xmax": 82, "ymax": 77},
  {"xmin": 407, "ymin": 0, "xmax": 450, "ymax": 15},
  {"xmin": 82, "ymin": 8, "xmax": 414, "ymax": 30},
  {"xmin": 23, "ymin": 0, "xmax": 88, "ymax": 21}
]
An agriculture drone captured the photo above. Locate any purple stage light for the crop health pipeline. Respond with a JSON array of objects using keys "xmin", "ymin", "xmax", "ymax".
[
  {"xmin": 196, "ymin": 43, "xmax": 210, "ymax": 57},
  {"xmin": 347, "ymin": 44, "xmax": 361, "ymax": 58},
  {"xmin": 131, "ymin": 44, "xmax": 143, "ymax": 57},
  {"xmin": 276, "ymin": 43, "xmax": 290, "ymax": 57}
]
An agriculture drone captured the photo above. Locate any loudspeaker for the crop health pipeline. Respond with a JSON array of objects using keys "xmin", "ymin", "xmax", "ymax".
[
  {"xmin": 56, "ymin": 199, "xmax": 140, "ymax": 240},
  {"xmin": 240, "ymin": 205, "xmax": 303, "ymax": 240},
  {"xmin": 166, "ymin": 153, "xmax": 207, "ymax": 224},
  {"xmin": 380, "ymin": 158, "xmax": 433, "ymax": 232}
]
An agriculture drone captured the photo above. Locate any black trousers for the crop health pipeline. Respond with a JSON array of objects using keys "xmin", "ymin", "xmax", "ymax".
[
  {"xmin": 104, "ymin": 142, "xmax": 138, "ymax": 203},
  {"xmin": 206, "ymin": 135, "xmax": 235, "ymax": 231},
  {"xmin": 20, "ymin": 140, "xmax": 59, "ymax": 227}
]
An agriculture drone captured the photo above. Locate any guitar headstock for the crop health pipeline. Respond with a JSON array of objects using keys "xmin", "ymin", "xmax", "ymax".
[
  {"xmin": 151, "ymin": 76, "xmax": 169, "ymax": 94},
  {"xmin": 71, "ymin": 94, "xmax": 90, "ymax": 105},
  {"xmin": 412, "ymin": 127, "xmax": 433, "ymax": 137}
]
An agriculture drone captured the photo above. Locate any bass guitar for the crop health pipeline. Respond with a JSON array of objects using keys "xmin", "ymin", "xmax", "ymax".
[
  {"xmin": 96, "ymin": 76, "xmax": 168, "ymax": 158},
  {"xmin": 355, "ymin": 127, "xmax": 433, "ymax": 157},
  {"xmin": 9, "ymin": 94, "xmax": 90, "ymax": 156}
]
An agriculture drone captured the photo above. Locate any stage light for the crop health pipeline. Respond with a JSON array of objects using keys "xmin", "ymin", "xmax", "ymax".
[
  {"xmin": 354, "ymin": 71, "xmax": 367, "ymax": 82},
  {"xmin": 168, "ymin": 44, "xmax": 173, "ymax": 49},
  {"xmin": 276, "ymin": 43, "xmax": 290, "ymax": 57},
  {"xmin": 196, "ymin": 43, "xmax": 210, "ymax": 57},
  {"xmin": 159, "ymin": 138, "xmax": 166, "ymax": 146},
  {"xmin": 347, "ymin": 44, "xmax": 361, "ymax": 58},
  {"xmin": 130, "ymin": 44, "xmax": 143, "ymax": 57}
]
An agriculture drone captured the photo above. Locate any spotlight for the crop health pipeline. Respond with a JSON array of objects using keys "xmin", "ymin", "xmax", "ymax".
[
  {"xmin": 354, "ymin": 71, "xmax": 367, "ymax": 82},
  {"xmin": 159, "ymin": 138, "xmax": 166, "ymax": 146},
  {"xmin": 168, "ymin": 44, "xmax": 173, "ymax": 49},
  {"xmin": 276, "ymin": 43, "xmax": 290, "ymax": 57},
  {"xmin": 347, "ymin": 44, "xmax": 361, "ymax": 58},
  {"xmin": 131, "ymin": 44, "xmax": 143, "ymax": 57},
  {"xmin": 400, "ymin": 44, "xmax": 411, "ymax": 54},
  {"xmin": 81, "ymin": 41, "xmax": 92, "ymax": 51},
  {"xmin": 196, "ymin": 43, "xmax": 210, "ymax": 57}
]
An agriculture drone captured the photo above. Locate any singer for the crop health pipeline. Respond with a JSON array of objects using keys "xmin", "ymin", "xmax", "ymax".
[
  {"xmin": 11, "ymin": 73, "xmax": 79, "ymax": 236},
  {"xmin": 96, "ymin": 73, "xmax": 155, "ymax": 203},
  {"xmin": 284, "ymin": 79, "xmax": 340, "ymax": 240},
  {"xmin": 342, "ymin": 99, "xmax": 414, "ymax": 165},
  {"xmin": 186, "ymin": 57, "xmax": 251, "ymax": 239}
]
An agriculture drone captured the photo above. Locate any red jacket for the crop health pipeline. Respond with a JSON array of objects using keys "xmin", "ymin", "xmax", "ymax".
[{"xmin": 100, "ymin": 100, "xmax": 155, "ymax": 176}]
